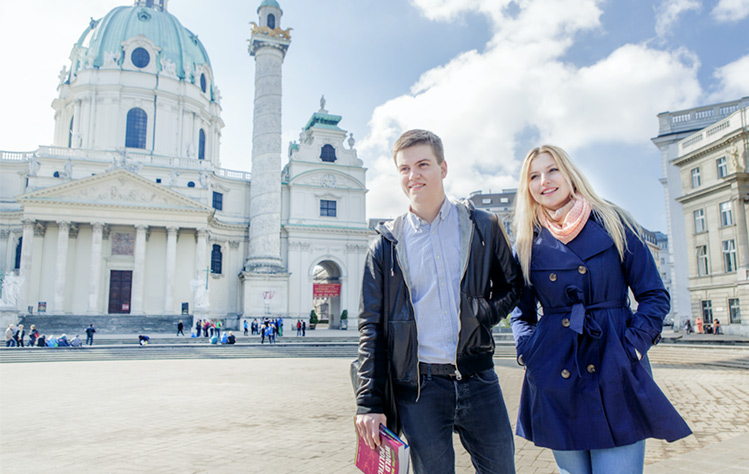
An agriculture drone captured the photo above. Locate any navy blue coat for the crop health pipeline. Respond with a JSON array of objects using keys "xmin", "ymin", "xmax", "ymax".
[{"xmin": 511, "ymin": 215, "xmax": 691, "ymax": 450}]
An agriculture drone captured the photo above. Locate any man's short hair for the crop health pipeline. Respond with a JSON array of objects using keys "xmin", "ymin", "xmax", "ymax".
[{"xmin": 392, "ymin": 129, "xmax": 445, "ymax": 165}]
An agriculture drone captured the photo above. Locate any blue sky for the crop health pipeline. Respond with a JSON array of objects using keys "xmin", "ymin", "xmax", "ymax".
[{"xmin": 1, "ymin": 0, "xmax": 748, "ymax": 232}]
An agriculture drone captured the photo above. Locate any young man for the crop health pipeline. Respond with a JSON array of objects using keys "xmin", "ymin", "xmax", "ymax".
[{"xmin": 355, "ymin": 130, "xmax": 523, "ymax": 473}]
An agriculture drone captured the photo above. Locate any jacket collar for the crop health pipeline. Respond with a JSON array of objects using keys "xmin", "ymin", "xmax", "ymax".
[{"xmin": 532, "ymin": 215, "xmax": 614, "ymax": 269}]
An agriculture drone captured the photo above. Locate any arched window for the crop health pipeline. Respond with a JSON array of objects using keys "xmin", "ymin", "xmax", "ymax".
[
  {"xmin": 187, "ymin": 181, "xmax": 195, "ymax": 188},
  {"xmin": 211, "ymin": 244, "xmax": 222, "ymax": 274},
  {"xmin": 200, "ymin": 74, "xmax": 207, "ymax": 93},
  {"xmin": 198, "ymin": 129, "xmax": 206, "ymax": 160},
  {"xmin": 320, "ymin": 144, "xmax": 336, "ymax": 162},
  {"xmin": 267, "ymin": 13, "xmax": 276, "ymax": 29},
  {"xmin": 68, "ymin": 117, "xmax": 74, "ymax": 148},
  {"xmin": 125, "ymin": 108, "xmax": 147, "ymax": 149},
  {"xmin": 14, "ymin": 237, "xmax": 22, "ymax": 269}
]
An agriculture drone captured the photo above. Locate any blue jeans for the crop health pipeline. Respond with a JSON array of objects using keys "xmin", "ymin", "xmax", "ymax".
[
  {"xmin": 553, "ymin": 440, "xmax": 646, "ymax": 474},
  {"xmin": 396, "ymin": 368, "xmax": 515, "ymax": 474}
]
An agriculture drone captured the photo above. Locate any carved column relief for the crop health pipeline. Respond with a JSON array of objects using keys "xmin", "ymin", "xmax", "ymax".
[
  {"xmin": 88, "ymin": 223, "xmax": 104, "ymax": 313},
  {"xmin": 131, "ymin": 225, "xmax": 148, "ymax": 314},
  {"xmin": 53, "ymin": 221, "xmax": 71, "ymax": 313},
  {"xmin": 19, "ymin": 220, "xmax": 35, "ymax": 311}
]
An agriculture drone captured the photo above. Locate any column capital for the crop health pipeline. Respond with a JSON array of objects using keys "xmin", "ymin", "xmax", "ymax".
[
  {"xmin": 57, "ymin": 221, "xmax": 71, "ymax": 230},
  {"xmin": 33, "ymin": 222, "xmax": 47, "ymax": 237},
  {"xmin": 92, "ymin": 222, "xmax": 105, "ymax": 232},
  {"xmin": 0, "ymin": 229, "xmax": 10, "ymax": 240},
  {"xmin": 135, "ymin": 224, "xmax": 148, "ymax": 232},
  {"xmin": 167, "ymin": 226, "xmax": 179, "ymax": 235}
]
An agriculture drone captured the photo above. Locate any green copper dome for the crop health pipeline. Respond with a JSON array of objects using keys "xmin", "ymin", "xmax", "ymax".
[
  {"xmin": 258, "ymin": 0, "xmax": 281, "ymax": 11},
  {"xmin": 71, "ymin": 3, "xmax": 212, "ymax": 83}
]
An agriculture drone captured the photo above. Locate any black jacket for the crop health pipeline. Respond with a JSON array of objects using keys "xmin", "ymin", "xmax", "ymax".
[{"xmin": 356, "ymin": 201, "xmax": 523, "ymax": 418}]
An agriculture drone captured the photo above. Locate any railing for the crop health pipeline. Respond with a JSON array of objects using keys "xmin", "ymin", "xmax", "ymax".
[
  {"xmin": 679, "ymin": 106, "xmax": 747, "ymax": 154},
  {"xmin": 0, "ymin": 151, "xmax": 36, "ymax": 161}
]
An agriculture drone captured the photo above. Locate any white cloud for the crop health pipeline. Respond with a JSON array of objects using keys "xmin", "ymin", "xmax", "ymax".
[
  {"xmin": 361, "ymin": 0, "xmax": 704, "ymax": 219},
  {"xmin": 708, "ymin": 55, "xmax": 749, "ymax": 102},
  {"xmin": 655, "ymin": 0, "xmax": 701, "ymax": 38},
  {"xmin": 712, "ymin": 0, "xmax": 749, "ymax": 22}
]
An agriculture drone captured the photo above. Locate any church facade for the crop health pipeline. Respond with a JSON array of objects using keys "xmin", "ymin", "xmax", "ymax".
[{"xmin": 0, "ymin": 0, "xmax": 370, "ymax": 330}]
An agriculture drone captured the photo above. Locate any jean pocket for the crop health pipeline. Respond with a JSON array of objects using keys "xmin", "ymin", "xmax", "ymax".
[{"xmin": 472, "ymin": 368, "xmax": 498, "ymax": 384}]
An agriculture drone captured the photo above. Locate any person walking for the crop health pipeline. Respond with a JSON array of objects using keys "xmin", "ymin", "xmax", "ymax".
[
  {"xmin": 301, "ymin": 321, "xmax": 306, "ymax": 337},
  {"xmin": 714, "ymin": 319, "xmax": 721, "ymax": 335},
  {"xmin": 177, "ymin": 320, "xmax": 185, "ymax": 336},
  {"xmin": 85, "ymin": 324, "xmax": 96, "ymax": 346},
  {"xmin": 355, "ymin": 130, "xmax": 523, "ymax": 474},
  {"xmin": 244, "ymin": 319, "xmax": 249, "ymax": 336},
  {"xmin": 195, "ymin": 319, "xmax": 202, "ymax": 337},
  {"xmin": 510, "ymin": 144, "xmax": 691, "ymax": 473},
  {"xmin": 696, "ymin": 317, "xmax": 704, "ymax": 334}
]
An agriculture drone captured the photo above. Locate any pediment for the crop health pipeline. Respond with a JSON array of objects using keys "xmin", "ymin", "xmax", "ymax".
[
  {"xmin": 289, "ymin": 170, "xmax": 364, "ymax": 190},
  {"xmin": 18, "ymin": 168, "xmax": 211, "ymax": 212}
]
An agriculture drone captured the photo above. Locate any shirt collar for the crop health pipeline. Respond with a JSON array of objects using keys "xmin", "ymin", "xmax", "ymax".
[{"xmin": 407, "ymin": 198, "xmax": 453, "ymax": 231}]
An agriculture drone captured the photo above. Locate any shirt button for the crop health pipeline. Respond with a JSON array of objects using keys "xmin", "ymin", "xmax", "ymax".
[
  {"xmin": 549, "ymin": 273, "xmax": 557, "ymax": 282},
  {"xmin": 587, "ymin": 364, "xmax": 596, "ymax": 374},
  {"xmin": 578, "ymin": 266, "xmax": 587, "ymax": 274},
  {"xmin": 561, "ymin": 318, "xmax": 570, "ymax": 328},
  {"xmin": 561, "ymin": 369, "xmax": 571, "ymax": 379}
]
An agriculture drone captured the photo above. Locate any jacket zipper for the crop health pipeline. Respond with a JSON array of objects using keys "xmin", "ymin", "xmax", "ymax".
[{"xmin": 453, "ymin": 214, "xmax": 478, "ymax": 381}]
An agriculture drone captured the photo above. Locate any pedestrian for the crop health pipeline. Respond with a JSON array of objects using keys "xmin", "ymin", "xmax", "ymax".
[
  {"xmin": 301, "ymin": 321, "xmax": 306, "ymax": 337},
  {"xmin": 57, "ymin": 334, "xmax": 70, "ymax": 347},
  {"xmin": 244, "ymin": 319, "xmax": 249, "ymax": 336},
  {"xmin": 177, "ymin": 320, "xmax": 184, "ymax": 336},
  {"xmin": 215, "ymin": 319, "xmax": 222, "ymax": 340},
  {"xmin": 195, "ymin": 319, "xmax": 202, "ymax": 337},
  {"xmin": 260, "ymin": 322, "xmax": 266, "ymax": 344},
  {"xmin": 227, "ymin": 331, "xmax": 236, "ymax": 344},
  {"xmin": 510, "ymin": 144, "xmax": 691, "ymax": 473},
  {"xmin": 28, "ymin": 325, "xmax": 39, "ymax": 347},
  {"xmin": 684, "ymin": 319, "xmax": 693, "ymax": 335},
  {"xmin": 278, "ymin": 317, "xmax": 283, "ymax": 337},
  {"xmin": 6, "ymin": 324, "xmax": 16, "ymax": 347},
  {"xmin": 36, "ymin": 334, "xmax": 46, "ymax": 347},
  {"xmin": 70, "ymin": 335, "xmax": 83, "ymax": 347},
  {"xmin": 355, "ymin": 129, "xmax": 523, "ymax": 473},
  {"xmin": 85, "ymin": 324, "xmax": 96, "ymax": 345},
  {"xmin": 696, "ymin": 317, "xmax": 704, "ymax": 334},
  {"xmin": 714, "ymin": 319, "xmax": 721, "ymax": 335},
  {"xmin": 266, "ymin": 324, "xmax": 275, "ymax": 344},
  {"xmin": 14, "ymin": 324, "xmax": 25, "ymax": 348},
  {"xmin": 297, "ymin": 319, "xmax": 302, "ymax": 336}
]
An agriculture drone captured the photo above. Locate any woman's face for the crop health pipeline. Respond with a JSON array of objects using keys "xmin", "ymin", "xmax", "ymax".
[{"xmin": 528, "ymin": 152, "xmax": 572, "ymax": 211}]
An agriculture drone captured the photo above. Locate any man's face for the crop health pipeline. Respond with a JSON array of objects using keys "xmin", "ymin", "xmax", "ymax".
[{"xmin": 395, "ymin": 144, "xmax": 447, "ymax": 208}]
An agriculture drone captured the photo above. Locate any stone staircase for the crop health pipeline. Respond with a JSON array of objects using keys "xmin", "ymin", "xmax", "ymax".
[{"xmin": 16, "ymin": 314, "xmax": 204, "ymax": 334}]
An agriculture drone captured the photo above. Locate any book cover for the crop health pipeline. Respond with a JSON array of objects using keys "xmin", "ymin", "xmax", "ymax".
[{"xmin": 355, "ymin": 424, "xmax": 410, "ymax": 474}]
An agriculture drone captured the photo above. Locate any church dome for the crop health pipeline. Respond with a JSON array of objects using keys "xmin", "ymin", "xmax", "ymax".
[{"xmin": 69, "ymin": 1, "xmax": 212, "ymax": 84}]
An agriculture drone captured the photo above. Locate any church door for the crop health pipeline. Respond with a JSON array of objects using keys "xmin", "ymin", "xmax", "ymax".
[{"xmin": 108, "ymin": 270, "xmax": 132, "ymax": 314}]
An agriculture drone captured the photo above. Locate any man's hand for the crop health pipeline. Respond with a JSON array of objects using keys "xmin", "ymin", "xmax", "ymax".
[{"xmin": 355, "ymin": 413, "xmax": 387, "ymax": 450}]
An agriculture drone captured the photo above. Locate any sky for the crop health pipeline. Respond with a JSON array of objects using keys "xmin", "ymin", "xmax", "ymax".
[{"xmin": 1, "ymin": 0, "xmax": 748, "ymax": 233}]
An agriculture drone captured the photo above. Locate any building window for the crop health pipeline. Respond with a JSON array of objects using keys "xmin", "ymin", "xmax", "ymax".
[
  {"xmin": 697, "ymin": 245, "xmax": 709, "ymax": 276},
  {"xmin": 212, "ymin": 191, "xmax": 223, "ymax": 211},
  {"xmin": 131, "ymin": 47, "xmax": 150, "ymax": 68},
  {"xmin": 693, "ymin": 209, "xmax": 706, "ymax": 233},
  {"xmin": 187, "ymin": 181, "xmax": 195, "ymax": 188},
  {"xmin": 320, "ymin": 199, "xmax": 337, "ymax": 217},
  {"xmin": 320, "ymin": 144, "xmax": 337, "ymax": 163},
  {"xmin": 723, "ymin": 239, "xmax": 737, "ymax": 273},
  {"xmin": 717, "ymin": 156, "xmax": 728, "ymax": 178},
  {"xmin": 729, "ymin": 298, "xmax": 741, "ymax": 324},
  {"xmin": 198, "ymin": 129, "xmax": 206, "ymax": 160},
  {"xmin": 690, "ymin": 167, "xmax": 701, "ymax": 188},
  {"xmin": 701, "ymin": 300, "xmax": 713, "ymax": 324},
  {"xmin": 125, "ymin": 108, "xmax": 147, "ymax": 149},
  {"xmin": 200, "ymin": 74, "xmax": 207, "ymax": 93},
  {"xmin": 68, "ymin": 117, "xmax": 74, "ymax": 148},
  {"xmin": 720, "ymin": 201, "xmax": 733, "ymax": 226},
  {"xmin": 267, "ymin": 13, "xmax": 276, "ymax": 29},
  {"xmin": 211, "ymin": 244, "xmax": 222, "ymax": 274},
  {"xmin": 14, "ymin": 237, "xmax": 22, "ymax": 269}
]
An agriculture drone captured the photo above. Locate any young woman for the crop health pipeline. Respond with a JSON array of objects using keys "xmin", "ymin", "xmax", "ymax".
[{"xmin": 511, "ymin": 145, "xmax": 691, "ymax": 474}]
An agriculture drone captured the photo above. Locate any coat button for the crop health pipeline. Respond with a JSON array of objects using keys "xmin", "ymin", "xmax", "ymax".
[
  {"xmin": 587, "ymin": 364, "xmax": 596, "ymax": 374},
  {"xmin": 561, "ymin": 318, "xmax": 570, "ymax": 328},
  {"xmin": 561, "ymin": 369, "xmax": 571, "ymax": 379},
  {"xmin": 578, "ymin": 266, "xmax": 587, "ymax": 274},
  {"xmin": 549, "ymin": 273, "xmax": 557, "ymax": 282}
]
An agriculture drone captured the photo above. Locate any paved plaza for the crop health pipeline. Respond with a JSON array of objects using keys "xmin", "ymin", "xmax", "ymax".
[{"xmin": 1, "ymin": 352, "xmax": 748, "ymax": 473}]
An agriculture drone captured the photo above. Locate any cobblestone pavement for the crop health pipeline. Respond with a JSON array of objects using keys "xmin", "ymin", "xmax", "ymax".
[{"xmin": 0, "ymin": 353, "xmax": 747, "ymax": 473}]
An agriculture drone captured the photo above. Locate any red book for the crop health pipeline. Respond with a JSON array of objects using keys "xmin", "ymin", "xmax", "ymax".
[{"xmin": 355, "ymin": 424, "xmax": 410, "ymax": 474}]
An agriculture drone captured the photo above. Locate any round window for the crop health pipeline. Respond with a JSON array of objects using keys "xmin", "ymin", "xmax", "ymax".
[
  {"xmin": 200, "ymin": 74, "xmax": 207, "ymax": 93},
  {"xmin": 131, "ymin": 47, "xmax": 150, "ymax": 68}
]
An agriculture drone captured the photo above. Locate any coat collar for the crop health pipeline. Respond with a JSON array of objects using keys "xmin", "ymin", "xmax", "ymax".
[{"xmin": 532, "ymin": 216, "xmax": 614, "ymax": 269}]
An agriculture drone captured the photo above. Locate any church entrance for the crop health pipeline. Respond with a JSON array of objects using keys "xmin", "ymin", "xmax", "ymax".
[
  {"xmin": 108, "ymin": 270, "xmax": 132, "ymax": 314},
  {"xmin": 312, "ymin": 261, "xmax": 341, "ymax": 326}
]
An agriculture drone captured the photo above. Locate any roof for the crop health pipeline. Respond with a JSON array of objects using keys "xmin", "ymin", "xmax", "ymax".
[{"xmin": 303, "ymin": 112, "xmax": 343, "ymax": 131}]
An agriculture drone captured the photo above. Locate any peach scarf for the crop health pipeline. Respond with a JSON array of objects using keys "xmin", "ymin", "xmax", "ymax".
[{"xmin": 538, "ymin": 195, "xmax": 591, "ymax": 244}]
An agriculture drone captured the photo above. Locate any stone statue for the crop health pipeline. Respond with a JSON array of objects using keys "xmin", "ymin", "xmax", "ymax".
[
  {"xmin": 170, "ymin": 169, "xmax": 180, "ymax": 186},
  {"xmin": 199, "ymin": 171, "xmax": 210, "ymax": 188},
  {"xmin": 62, "ymin": 159, "xmax": 73, "ymax": 179},
  {"xmin": 58, "ymin": 66, "xmax": 68, "ymax": 84},
  {"xmin": 348, "ymin": 132, "xmax": 355, "ymax": 149},
  {"xmin": 190, "ymin": 278, "xmax": 210, "ymax": 310},
  {"xmin": 728, "ymin": 141, "xmax": 743, "ymax": 172},
  {"xmin": 0, "ymin": 272, "xmax": 23, "ymax": 308},
  {"xmin": 28, "ymin": 154, "xmax": 41, "ymax": 177},
  {"xmin": 103, "ymin": 50, "xmax": 120, "ymax": 67},
  {"xmin": 319, "ymin": 95, "xmax": 327, "ymax": 112}
]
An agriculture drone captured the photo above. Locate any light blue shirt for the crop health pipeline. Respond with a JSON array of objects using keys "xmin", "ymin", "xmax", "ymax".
[{"xmin": 403, "ymin": 198, "xmax": 462, "ymax": 364}]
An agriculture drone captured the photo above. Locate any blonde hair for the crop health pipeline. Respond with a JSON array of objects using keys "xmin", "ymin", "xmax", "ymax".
[{"xmin": 513, "ymin": 145, "xmax": 641, "ymax": 285}]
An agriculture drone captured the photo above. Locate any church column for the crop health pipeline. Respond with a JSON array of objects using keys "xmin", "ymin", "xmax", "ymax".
[
  {"xmin": 164, "ymin": 226, "xmax": 178, "ymax": 313},
  {"xmin": 18, "ymin": 220, "xmax": 35, "ymax": 311},
  {"xmin": 196, "ymin": 228, "xmax": 208, "ymax": 277},
  {"xmin": 53, "ymin": 221, "xmax": 70, "ymax": 313},
  {"xmin": 88, "ymin": 223, "xmax": 104, "ymax": 314},
  {"xmin": 131, "ymin": 225, "xmax": 148, "ymax": 314},
  {"xmin": 0, "ymin": 229, "xmax": 10, "ymax": 274},
  {"xmin": 734, "ymin": 197, "xmax": 749, "ymax": 279}
]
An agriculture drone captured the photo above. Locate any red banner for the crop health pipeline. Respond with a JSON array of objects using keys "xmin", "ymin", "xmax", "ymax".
[{"xmin": 313, "ymin": 283, "xmax": 341, "ymax": 297}]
